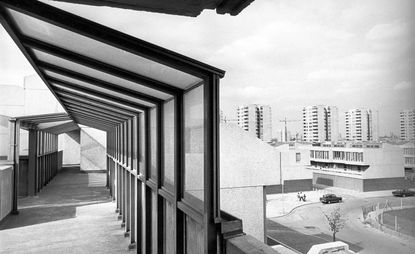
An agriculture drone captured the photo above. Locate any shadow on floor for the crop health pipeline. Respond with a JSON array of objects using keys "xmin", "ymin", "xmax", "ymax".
[
  {"xmin": 267, "ymin": 220, "xmax": 364, "ymax": 253},
  {"xmin": 0, "ymin": 166, "xmax": 111, "ymax": 230}
]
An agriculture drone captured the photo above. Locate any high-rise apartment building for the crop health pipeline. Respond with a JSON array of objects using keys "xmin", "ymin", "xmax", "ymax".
[
  {"xmin": 345, "ymin": 108, "xmax": 378, "ymax": 141},
  {"xmin": 400, "ymin": 109, "xmax": 415, "ymax": 141},
  {"xmin": 302, "ymin": 105, "xmax": 339, "ymax": 143},
  {"xmin": 237, "ymin": 104, "xmax": 272, "ymax": 142}
]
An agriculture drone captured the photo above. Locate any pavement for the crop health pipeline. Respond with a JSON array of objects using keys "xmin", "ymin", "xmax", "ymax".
[
  {"xmin": 0, "ymin": 166, "xmax": 130, "ymax": 254},
  {"xmin": 267, "ymin": 187, "xmax": 399, "ymax": 218},
  {"xmin": 267, "ymin": 194, "xmax": 415, "ymax": 254}
]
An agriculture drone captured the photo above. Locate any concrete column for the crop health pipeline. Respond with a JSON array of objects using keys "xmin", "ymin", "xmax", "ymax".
[
  {"xmin": 10, "ymin": 120, "xmax": 20, "ymax": 215},
  {"xmin": 129, "ymin": 174, "xmax": 136, "ymax": 247},
  {"xmin": 125, "ymin": 172, "xmax": 131, "ymax": 236},
  {"xmin": 116, "ymin": 165, "xmax": 120, "ymax": 213},
  {"xmin": 121, "ymin": 168, "xmax": 127, "ymax": 226},
  {"xmin": 27, "ymin": 129, "xmax": 37, "ymax": 196}
]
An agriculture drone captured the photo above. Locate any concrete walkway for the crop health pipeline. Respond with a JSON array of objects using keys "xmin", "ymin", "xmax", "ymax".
[{"xmin": 0, "ymin": 166, "xmax": 130, "ymax": 254}]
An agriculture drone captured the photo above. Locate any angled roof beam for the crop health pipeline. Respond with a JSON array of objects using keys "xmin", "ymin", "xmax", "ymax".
[
  {"xmin": 55, "ymin": 90, "xmax": 144, "ymax": 114},
  {"xmin": 73, "ymin": 117, "xmax": 117, "ymax": 130},
  {"xmin": 27, "ymin": 116, "xmax": 71, "ymax": 124},
  {"xmin": 0, "ymin": 0, "xmax": 225, "ymax": 79},
  {"xmin": 72, "ymin": 116, "xmax": 114, "ymax": 131},
  {"xmin": 67, "ymin": 109, "xmax": 123, "ymax": 124},
  {"xmin": 38, "ymin": 60, "xmax": 164, "ymax": 103},
  {"xmin": 23, "ymin": 36, "xmax": 180, "ymax": 96},
  {"xmin": 15, "ymin": 112, "xmax": 69, "ymax": 121},
  {"xmin": 61, "ymin": 98, "xmax": 134, "ymax": 118},
  {"xmin": 73, "ymin": 114, "xmax": 117, "ymax": 127},
  {"xmin": 66, "ymin": 105, "xmax": 129, "ymax": 122},
  {"xmin": 39, "ymin": 121, "xmax": 79, "ymax": 134},
  {"xmin": 59, "ymin": 96, "xmax": 138, "ymax": 117},
  {"xmin": 50, "ymin": 81, "xmax": 149, "ymax": 111}
]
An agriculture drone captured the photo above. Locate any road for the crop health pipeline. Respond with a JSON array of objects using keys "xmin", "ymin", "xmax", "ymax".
[{"xmin": 267, "ymin": 195, "xmax": 415, "ymax": 254}]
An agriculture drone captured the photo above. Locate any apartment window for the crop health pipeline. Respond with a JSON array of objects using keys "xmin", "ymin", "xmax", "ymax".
[{"xmin": 296, "ymin": 152, "xmax": 301, "ymax": 162}]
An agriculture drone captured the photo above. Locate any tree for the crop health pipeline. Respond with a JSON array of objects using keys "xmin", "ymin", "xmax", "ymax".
[{"xmin": 323, "ymin": 206, "xmax": 346, "ymax": 242}]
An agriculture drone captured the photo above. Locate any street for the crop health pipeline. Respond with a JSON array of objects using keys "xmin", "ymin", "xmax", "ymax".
[{"xmin": 267, "ymin": 194, "xmax": 415, "ymax": 254}]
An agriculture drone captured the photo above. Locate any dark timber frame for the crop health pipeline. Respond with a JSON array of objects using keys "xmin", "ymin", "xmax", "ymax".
[
  {"xmin": 9, "ymin": 113, "xmax": 78, "ymax": 212},
  {"xmin": 0, "ymin": 0, "xmax": 225, "ymax": 253}
]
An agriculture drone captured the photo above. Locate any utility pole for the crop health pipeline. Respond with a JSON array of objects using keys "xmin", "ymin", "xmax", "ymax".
[{"xmin": 279, "ymin": 117, "xmax": 300, "ymax": 142}]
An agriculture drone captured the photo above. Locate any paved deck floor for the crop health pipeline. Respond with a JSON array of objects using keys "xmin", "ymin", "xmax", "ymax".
[{"xmin": 0, "ymin": 167, "xmax": 130, "ymax": 254}]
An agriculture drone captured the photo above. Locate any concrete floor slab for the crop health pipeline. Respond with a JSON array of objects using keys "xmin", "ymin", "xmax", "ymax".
[{"xmin": 0, "ymin": 167, "xmax": 130, "ymax": 253}]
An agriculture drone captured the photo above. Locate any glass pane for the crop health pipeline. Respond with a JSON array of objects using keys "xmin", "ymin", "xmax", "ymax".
[
  {"xmin": 0, "ymin": 115, "xmax": 11, "ymax": 161},
  {"xmin": 8, "ymin": 8, "xmax": 202, "ymax": 89},
  {"xmin": 184, "ymin": 85, "xmax": 204, "ymax": 203},
  {"xmin": 186, "ymin": 215, "xmax": 204, "ymax": 254},
  {"xmin": 32, "ymin": 48, "xmax": 170, "ymax": 100},
  {"xmin": 150, "ymin": 107, "xmax": 158, "ymax": 179},
  {"xmin": 164, "ymin": 200, "xmax": 175, "ymax": 254},
  {"xmin": 163, "ymin": 99, "xmax": 175, "ymax": 189},
  {"xmin": 133, "ymin": 116, "xmax": 138, "ymax": 171},
  {"xmin": 44, "ymin": 70, "xmax": 155, "ymax": 107},
  {"xmin": 152, "ymin": 192, "xmax": 158, "ymax": 253},
  {"xmin": 138, "ymin": 113, "xmax": 145, "ymax": 174},
  {"xmin": 127, "ymin": 119, "xmax": 132, "ymax": 167}
]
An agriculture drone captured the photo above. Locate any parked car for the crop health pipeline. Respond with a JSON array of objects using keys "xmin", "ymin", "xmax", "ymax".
[
  {"xmin": 392, "ymin": 189, "xmax": 415, "ymax": 197},
  {"xmin": 320, "ymin": 194, "xmax": 342, "ymax": 204}
]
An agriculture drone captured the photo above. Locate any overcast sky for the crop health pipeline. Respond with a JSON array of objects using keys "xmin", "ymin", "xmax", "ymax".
[{"xmin": 1, "ymin": 0, "xmax": 414, "ymax": 137}]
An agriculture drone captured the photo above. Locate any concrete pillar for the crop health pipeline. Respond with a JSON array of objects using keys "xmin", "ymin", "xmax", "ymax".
[
  {"xmin": 121, "ymin": 168, "xmax": 127, "ymax": 226},
  {"xmin": 125, "ymin": 172, "xmax": 131, "ymax": 235},
  {"xmin": 116, "ymin": 165, "xmax": 120, "ymax": 214},
  {"xmin": 129, "ymin": 174, "xmax": 136, "ymax": 247},
  {"xmin": 10, "ymin": 120, "xmax": 20, "ymax": 215},
  {"xmin": 27, "ymin": 129, "xmax": 37, "ymax": 196}
]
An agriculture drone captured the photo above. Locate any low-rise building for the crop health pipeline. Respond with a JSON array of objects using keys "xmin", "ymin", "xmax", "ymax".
[
  {"xmin": 307, "ymin": 142, "xmax": 404, "ymax": 192},
  {"xmin": 401, "ymin": 142, "xmax": 415, "ymax": 172}
]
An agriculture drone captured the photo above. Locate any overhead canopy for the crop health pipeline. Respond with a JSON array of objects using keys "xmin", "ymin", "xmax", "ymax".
[
  {"xmin": 13, "ymin": 113, "xmax": 80, "ymax": 134},
  {"xmin": 44, "ymin": 0, "xmax": 255, "ymax": 17},
  {"xmin": 0, "ymin": 0, "xmax": 225, "ymax": 132}
]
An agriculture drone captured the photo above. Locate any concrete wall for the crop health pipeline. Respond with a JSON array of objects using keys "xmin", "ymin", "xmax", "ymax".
[
  {"xmin": 283, "ymin": 179, "xmax": 313, "ymax": 193},
  {"xmin": 220, "ymin": 123, "xmax": 280, "ymax": 188},
  {"xmin": 265, "ymin": 179, "xmax": 312, "ymax": 194},
  {"xmin": 80, "ymin": 127, "xmax": 106, "ymax": 172},
  {"xmin": 58, "ymin": 130, "xmax": 81, "ymax": 165},
  {"xmin": 313, "ymin": 172, "xmax": 364, "ymax": 192},
  {"xmin": 275, "ymin": 144, "xmax": 312, "ymax": 181},
  {"xmin": 0, "ymin": 165, "xmax": 13, "ymax": 221},
  {"xmin": 221, "ymin": 186, "xmax": 266, "ymax": 243},
  {"xmin": 0, "ymin": 115, "xmax": 11, "ymax": 160},
  {"xmin": 0, "ymin": 75, "xmax": 63, "ymax": 117},
  {"xmin": 363, "ymin": 177, "xmax": 406, "ymax": 192},
  {"xmin": 362, "ymin": 144, "xmax": 404, "ymax": 179}
]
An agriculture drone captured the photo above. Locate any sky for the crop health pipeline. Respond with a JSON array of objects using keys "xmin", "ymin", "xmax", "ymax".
[{"xmin": 0, "ymin": 0, "xmax": 414, "ymax": 137}]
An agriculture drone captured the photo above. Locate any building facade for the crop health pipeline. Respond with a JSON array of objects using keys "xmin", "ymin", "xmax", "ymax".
[
  {"xmin": 345, "ymin": 108, "xmax": 378, "ymax": 141},
  {"xmin": 237, "ymin": 104, "xmax": 272, "ymax": 142},
  {"xmin": 302, "ymin": 105, "xmax": 339, "ymax": 143},
  {"xmin": 308, "ymin": 142, "xmax": 404, "ymax": 192},
  {"xmin": 400, "ymin": 142, "xmax": 415, "ymax": 171},
  {"xmin": 400, "ymin": 109, "xmax": 415, "ymax": 141}
]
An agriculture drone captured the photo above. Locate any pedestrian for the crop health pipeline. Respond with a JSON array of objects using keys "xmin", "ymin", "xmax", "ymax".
[
  {"xmin": 297, "ymin": 192, "xmax": 301, "ymax": 201},
  {"xmin": 303, "ymin": 194, "xmax": 306, "ymax": 202}
]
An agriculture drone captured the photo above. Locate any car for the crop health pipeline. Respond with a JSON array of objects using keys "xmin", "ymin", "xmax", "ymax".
[
  {"xmin": 392, "ymin": 189, "xmax": 415, "ymax": 197},
  {"xmin": 320, "ymin": 194, "xmax": 342, "ymax": 204}
]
